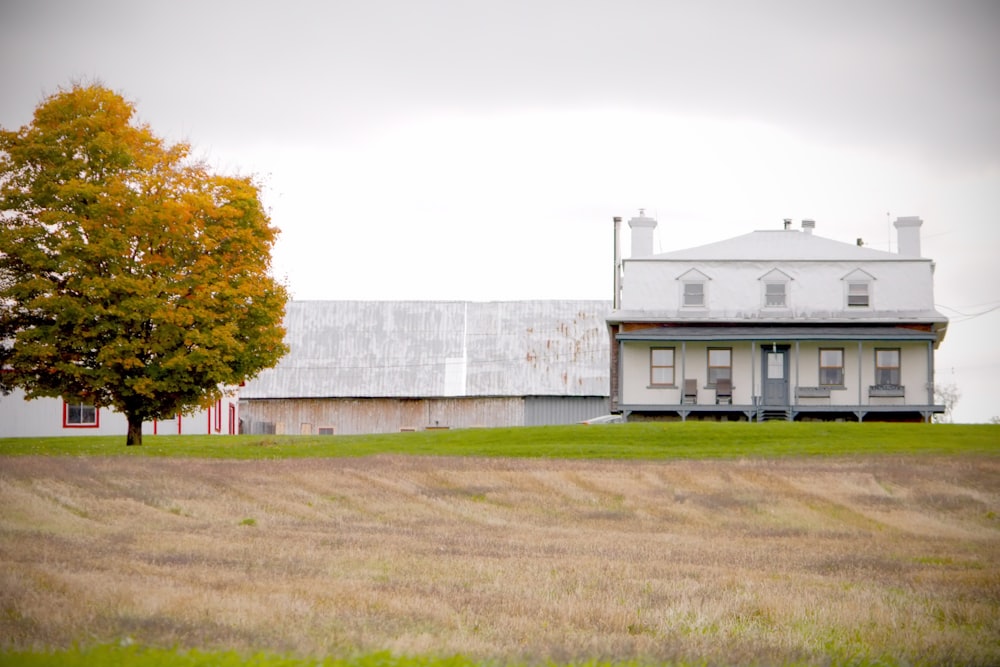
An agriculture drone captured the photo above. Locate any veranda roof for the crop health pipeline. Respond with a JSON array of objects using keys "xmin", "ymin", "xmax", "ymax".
[{"xmin": 616, "ymin": 324, "xmax": 938, "ymax": 342}]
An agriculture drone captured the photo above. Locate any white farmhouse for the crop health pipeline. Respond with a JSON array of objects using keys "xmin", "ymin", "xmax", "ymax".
[{"xmin": 608, "ymin": 213, "xmax": 948, "ymax": 422}]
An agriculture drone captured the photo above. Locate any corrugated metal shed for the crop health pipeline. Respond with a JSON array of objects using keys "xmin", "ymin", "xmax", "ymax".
[{"xmin": 241, "ymin": 300, "xmax": 612, "ymax": 400}]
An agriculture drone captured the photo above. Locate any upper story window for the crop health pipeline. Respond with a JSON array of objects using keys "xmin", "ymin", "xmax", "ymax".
[
  {"xmin": 842, "ymin": 269, "xmax": 874, "ymax": 309},
  {"xmin": 764, "ymin": 282, "xmax": 787, "ymax": 307},
  {"xmin": 677, "ymin": 269, "xmax": 710, "ymax": 309},
  {"xmin": 64, "ymin": 401, "xmax": 98, "ymax": 428},
  {"xmin": 847, "ymin": 281, "xmax": 870, "ymax": 307},
  {"xmin": 683, "ymin": 282, "xmax": 705, "ymax": 307},
  {"xmin": 650, "ymin": 347, "xmax": 675, "ymax": 386},
  {"xmin": 760, "ymin": 269, "xmax": 791, "ymax": 309}
]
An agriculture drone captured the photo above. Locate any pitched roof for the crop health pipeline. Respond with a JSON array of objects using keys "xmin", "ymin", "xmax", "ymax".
[
  {"xmin": 241, "ymin": 300, "xmax": 612, "ymax": 399},
  {"xmin": 648, "ymin": 230, "xmax": 909, "ymax": 261}
]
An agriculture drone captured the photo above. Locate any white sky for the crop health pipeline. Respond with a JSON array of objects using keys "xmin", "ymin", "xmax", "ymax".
[{"xmin": 2, "ymin": 0, "xmax": 998, "ymax": 422}]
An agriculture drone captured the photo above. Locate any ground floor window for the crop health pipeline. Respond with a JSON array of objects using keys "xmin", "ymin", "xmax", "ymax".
[
  {"xmin": 707, "ymin": 348, "xmax": 732, "ymax": 386},
  {"xmin": 650, "ymin": 347, "xmax": 675, "ymax": 386},
  {"xmin": 875, "ymin": 348, "xmax": 901, "ymax": 385},
  {"xmin": 820, "ymin": 348, "xmax": 845, "ymax": 386},
  {"xmin": 63, "ymin": 401, "xmax": 98, "ymax": 427}
]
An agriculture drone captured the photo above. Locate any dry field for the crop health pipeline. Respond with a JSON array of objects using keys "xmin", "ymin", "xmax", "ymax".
[{"xmin": 1, "ymin": 454, "xmax": 998, "ymax": 665}]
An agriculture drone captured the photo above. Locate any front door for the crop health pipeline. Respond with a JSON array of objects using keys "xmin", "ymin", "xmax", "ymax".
[{"xmin": 762, "ymin": 346, "xmax": 789, "ymax": 406}]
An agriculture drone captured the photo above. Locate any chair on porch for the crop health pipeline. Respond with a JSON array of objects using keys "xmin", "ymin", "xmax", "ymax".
[
  {"xmin": 715, "ymin": 378, "xmax": 732, "ymax": 405},
  {"xmin": 682, "ymin": 379, "xmax": 698, "ymax": 404}
]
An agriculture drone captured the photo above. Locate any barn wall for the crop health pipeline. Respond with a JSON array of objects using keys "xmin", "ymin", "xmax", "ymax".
[
  {"xmin": 239, "ymin": 397, "xmax": 526, "ymax": 435},
  {"xmin": 0, "ymin": 387, "xmax": 238, "ymax": 438},
  {"xmin": 523, "ymin": 396, "xmax": 610, "ymax": 426}
]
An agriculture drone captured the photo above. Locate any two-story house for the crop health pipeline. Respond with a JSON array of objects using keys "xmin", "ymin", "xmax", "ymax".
[{"xmin": 607, "ymin": 212, "xmax": 948, "ymax": 422}]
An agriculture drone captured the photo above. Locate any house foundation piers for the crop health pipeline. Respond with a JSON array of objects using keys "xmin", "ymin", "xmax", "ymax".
[{"xmin": 623, "ymin": 404, "xmax": 939, "ymax": 423}]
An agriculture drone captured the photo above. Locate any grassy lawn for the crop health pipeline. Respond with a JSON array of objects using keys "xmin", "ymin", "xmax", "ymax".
[
  {"xmin": 0, "ymin": 644, "xmax": 885, "ymax": 667},
  {"xmin": 1, "ymin": 421, "xmax": 998, "ymax": 460},
  {"xmin": 0, "ymin": 645, "xmax": 741, "ymax": 667},
  {"xmin": 2, "ymin": 423, "xmax": 998, "ymax": 667}
]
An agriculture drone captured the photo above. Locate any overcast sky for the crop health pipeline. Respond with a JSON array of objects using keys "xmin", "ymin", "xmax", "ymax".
[{"xmin": 2, "ymin": 0, "xmax": 998, "ymax": 422}]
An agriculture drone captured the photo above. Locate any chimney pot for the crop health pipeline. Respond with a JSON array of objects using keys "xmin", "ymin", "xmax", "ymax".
[{"xmin": 802, "ymin": 219, "xmax": 815, "ymax": 234}]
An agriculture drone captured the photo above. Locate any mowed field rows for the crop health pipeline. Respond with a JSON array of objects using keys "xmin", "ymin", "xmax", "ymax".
[{"xmin": 1, "ymin": 454, "xmax": 998, "ymax": 665}]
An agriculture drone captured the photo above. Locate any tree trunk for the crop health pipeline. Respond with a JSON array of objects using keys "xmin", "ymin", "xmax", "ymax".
[{"xmin": 126, "ymin": 413, "xmax": 143, "ymax": 446}]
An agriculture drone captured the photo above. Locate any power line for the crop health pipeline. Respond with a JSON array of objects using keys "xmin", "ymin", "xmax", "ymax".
[{"xmin": 936, "ymin": 301, "xmax": 1000, "ymax": 322}]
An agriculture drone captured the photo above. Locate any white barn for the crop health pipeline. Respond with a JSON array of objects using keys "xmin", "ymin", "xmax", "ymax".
[
  {"xmin": 0, "ymin": 387, "xmax": 238, "ymax": 438},
  {"xmin": 239, "ymin": 300, "xmax": 611, "ymax": 435},
  {"xmin": 608, "ymin": 213, "xmax": 948, "ymax": 422}
]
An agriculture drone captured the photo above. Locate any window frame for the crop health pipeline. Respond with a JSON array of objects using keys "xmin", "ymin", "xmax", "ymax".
[
  {"xmin": 875, "ymin": 348, "xmax": 901, "ymax": 386},
  {"xmin": 63, "ymin": 401, "xmax": 99, "ymax": 428},
  {"xmin": 819, "ymin": 348, "xmax": 845, "ymax": 387},
  {"xmin": 682, "ymin": 281, "xmax": 706, "ymax": 308},
  {"xmin": 847, "ymin": 280, "xmax": 871, "ymax": 308},
  {"xmin": 763, "ymin": 281, "xmax": 788, "ymax": 308},
  {"xmin": 649, "ymin": 347, "xmax": 676, "ymax": 387},
  {"xmin": 707, "ymin": 347, "xmax": 732, "ymax": 387}
]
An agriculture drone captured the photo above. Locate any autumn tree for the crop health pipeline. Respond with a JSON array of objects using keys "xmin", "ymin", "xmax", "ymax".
[{"xmin": 0, "ymin": 84, "xmax": 289, "ymax": 445}]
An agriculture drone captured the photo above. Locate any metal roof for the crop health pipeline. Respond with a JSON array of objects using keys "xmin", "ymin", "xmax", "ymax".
[
  {"xmin": 642, "ymin": 230, "xmax": 917, "ymax": 262},
  {"xmin": 616, "ymin": 324, "xmax": 938, "ymax": 342},
  {"xmin": 241, "ymin": 300, "xmax": 612, "ymax": 399}
]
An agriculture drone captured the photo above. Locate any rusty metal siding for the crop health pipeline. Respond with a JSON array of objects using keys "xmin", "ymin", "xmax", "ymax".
[
  {"xmin": 463, "ymin": 301, "xmax": 610, "ymax": 396},
  {"xmin": 241, "ymin": 300, "xmax": 612, "ymax": 400},
  {"xmin": 240, "ymin": 397, "xmax": 525, "ymax": 436}
]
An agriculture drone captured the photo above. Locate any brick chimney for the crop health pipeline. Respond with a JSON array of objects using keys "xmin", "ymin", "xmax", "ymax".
[
  {"xmin": 628, "ymin": 209, "xmax": 657, "ymax": 257},
  {"xmin": 894, "ymin": 216, "xmax": 923, "ymax": 257}
]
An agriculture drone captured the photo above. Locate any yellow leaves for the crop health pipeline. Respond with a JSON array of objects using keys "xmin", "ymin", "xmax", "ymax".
[
  {"xmin": 2, "ymin": 83, "xmax": 289, "ymax": 437},
  {"xmin": 127, "ymin": 376, "xmax": 156, "ymax": 399}
]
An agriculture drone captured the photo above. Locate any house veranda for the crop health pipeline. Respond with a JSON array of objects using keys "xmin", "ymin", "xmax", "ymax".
[{"xmin": 615, "ymin": 324, "xmax": 941, "ymax": 422}]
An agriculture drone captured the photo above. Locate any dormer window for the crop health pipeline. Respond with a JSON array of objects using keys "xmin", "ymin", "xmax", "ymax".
[
  {"xmin": 683, "ymin": 282, "xmax": 705, "ymax": 307},
  {"xmin": 760, "ymin": 269, "xmax": 791, "ymax": 309},
  {"xmin": 764, "ymin": 282, "xmax": 786, "ymax": 307},
  {"xmin": 847, "ymin": 281, "xmax": 870, "ymax": 307},
  {"xmin": 677, "ymin": 269, "xmax": 709, "ymax": 309},
  {"xmin": 842, "ymin": 269, "xmax": 874, "ymax": 309}
]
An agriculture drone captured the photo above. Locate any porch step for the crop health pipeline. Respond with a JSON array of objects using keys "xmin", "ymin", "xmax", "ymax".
[{"xmin": 757, "ymin": 408, "xmax": 792, "ymax": 422}]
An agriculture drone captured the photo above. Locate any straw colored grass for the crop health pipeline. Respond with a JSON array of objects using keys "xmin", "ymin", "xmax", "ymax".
[{"xmin": 1, "ymin": 454, "xmax": 998, "ymax": 665}]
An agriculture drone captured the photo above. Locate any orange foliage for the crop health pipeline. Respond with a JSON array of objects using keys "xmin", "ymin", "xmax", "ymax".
[{"xmin": 0, "ymin": 84, "xmax": 289, "ymax": 445}]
